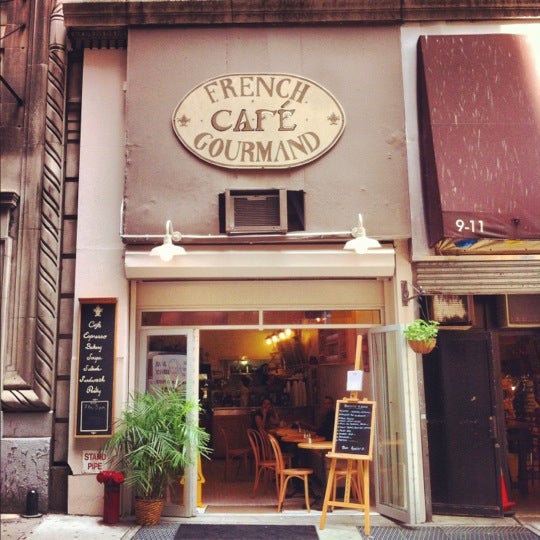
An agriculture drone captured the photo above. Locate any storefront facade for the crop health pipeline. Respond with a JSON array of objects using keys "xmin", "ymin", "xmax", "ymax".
[
  {"xmin": 65, "ymin": 15, "xmax": 423, "ymax": 520},
  {"xmin": 1, "ymin": 0, "xmax": 539, "ymax": 523}
]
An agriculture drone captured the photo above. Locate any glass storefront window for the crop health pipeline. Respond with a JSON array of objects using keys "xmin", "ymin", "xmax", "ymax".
[
  {"xmin": 142, "ymin": 311, "xmax": 259, "ymax": 326},
  {"xmin": 142, "ymin": 309, "xmax": 381, "ymax": 327},
  {"xmin": 264, "ymin": 310, "xmax": 381, "ymax": 325}
]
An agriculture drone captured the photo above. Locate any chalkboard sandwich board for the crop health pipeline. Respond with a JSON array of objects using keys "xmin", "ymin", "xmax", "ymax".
[
  {"xmin": 330, "ymin": 399, "xmax": 375, "ymax": 460},
  {"xmin": 75, "ymin": 298, "xmax": 117, "ymax": 437}
]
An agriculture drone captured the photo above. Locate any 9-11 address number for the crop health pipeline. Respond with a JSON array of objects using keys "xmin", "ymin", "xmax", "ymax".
[{"xmin": 455, "ymin": 219, "xmax": 484, "ymax": 233}]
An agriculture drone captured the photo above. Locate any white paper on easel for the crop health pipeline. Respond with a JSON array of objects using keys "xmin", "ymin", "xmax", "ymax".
[{"xmin": 347, "ymin": 370, "xmax": 363, "ymax": 391}]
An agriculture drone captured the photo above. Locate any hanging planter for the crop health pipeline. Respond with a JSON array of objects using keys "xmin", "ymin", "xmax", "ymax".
[
  {"xmin": 403, "ymin": 319, "xmax": 440, "ymax": 354},
  {"xmin": 407, "ymin": 338, "xmax": 437, "ymax": 354}
]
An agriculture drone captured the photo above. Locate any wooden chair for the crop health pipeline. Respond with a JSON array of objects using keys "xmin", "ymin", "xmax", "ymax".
[
  {"xmin": 268, "ymin": 433, "xmax": 313, "ymax": 512},
  {"xmin": 218, "ymin": 425, "xmax": 251, "ymax": 480},
  {"xmin": 258, "ymin": 428, "xmax": 293, "ymax": 467},
  {"xmin": 247, "ymin": 428, "xmax": 278, "ymax": 496}
]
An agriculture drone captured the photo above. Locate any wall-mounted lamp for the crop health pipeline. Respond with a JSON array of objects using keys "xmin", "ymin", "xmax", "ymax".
[
  {"xmin": 149, "ymin": 220, "xmax": 186, "ymax": 261},
  {"xmin": 343, "ymin": 213, "xmax": 381, "ymax": 254}
]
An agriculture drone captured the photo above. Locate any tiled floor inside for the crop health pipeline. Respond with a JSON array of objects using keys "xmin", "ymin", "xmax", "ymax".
[{"xmin": 200, "ymin": 457, "xmax": 309, "ymax": 512}]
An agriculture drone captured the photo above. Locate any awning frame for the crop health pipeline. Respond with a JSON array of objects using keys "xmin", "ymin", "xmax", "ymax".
[{"xmin": 124, "ymin": 247, "xmax": 396, "ymax": 280}]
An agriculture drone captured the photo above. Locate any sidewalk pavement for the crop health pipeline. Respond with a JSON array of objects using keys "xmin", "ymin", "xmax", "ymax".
[{"xmin": 2, "ymin": 511, "xmax": 539, "ymax": 539}]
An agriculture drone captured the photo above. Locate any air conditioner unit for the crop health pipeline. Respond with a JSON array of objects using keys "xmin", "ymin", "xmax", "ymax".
[
  {"xmin": 498, "ymin": 294, "xmax": 540, "ymax": 327},
  {"xmin": 225, "ymin": 189, "xmax": 288, "ymax": 234}
]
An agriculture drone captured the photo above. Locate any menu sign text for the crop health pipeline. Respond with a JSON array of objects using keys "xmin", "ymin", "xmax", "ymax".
[
  {"xmin": 75, "ymin": 299, "xmax": 116, "ymax": 437},
  {"xmin": 332, "ymin": 400, "xmax": 375, "ymax": 459}
]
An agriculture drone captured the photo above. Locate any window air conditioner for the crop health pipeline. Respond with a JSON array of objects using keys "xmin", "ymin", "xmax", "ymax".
[{"xmin": 225, "ymin": 189, "xmax": 288, "ymax": 234}]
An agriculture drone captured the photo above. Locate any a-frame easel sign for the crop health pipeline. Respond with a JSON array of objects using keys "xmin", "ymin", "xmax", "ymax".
[{"xmin": 319, "ymin": 398, "xmax": 376, "ymax": 536}]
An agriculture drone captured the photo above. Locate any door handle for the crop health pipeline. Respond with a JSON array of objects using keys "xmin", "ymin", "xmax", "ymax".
[{"xmin": 488, "ymin": 415, "xmax": 498, "ymax": 441}]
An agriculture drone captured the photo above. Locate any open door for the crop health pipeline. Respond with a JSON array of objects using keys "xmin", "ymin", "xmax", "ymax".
[
  {"xmin": 139, "ymin": 328, "xmax": 200, "ymax": 517},
  {"xmin": 424, "ymin": 331, "xmax": 505, "ymax": 517},
  {"xmin": 369, "ymin": 325, "xmax": 426, "ymax": 524}
]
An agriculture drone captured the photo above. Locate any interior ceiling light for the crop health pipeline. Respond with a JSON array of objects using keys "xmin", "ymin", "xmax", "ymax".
[
  {"xmin": 343, "ymin": 213, "xmax": 381, "ymax": 254},
  {"xmin": 149, "ymin": 220, "xmax": 186, "ymax": 261},
  {"xmin": 265, "ymin": 329, "xmax": 294, "ymax": 346}
]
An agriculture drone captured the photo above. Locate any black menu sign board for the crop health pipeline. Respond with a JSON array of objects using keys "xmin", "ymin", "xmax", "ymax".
[
  {"xmin": 75, "ymin": 299, "xmax": 116, "ymax": 437},
  {"xmin": 331, "ymin": 400, "xmax": 375, "ymax": 459}
]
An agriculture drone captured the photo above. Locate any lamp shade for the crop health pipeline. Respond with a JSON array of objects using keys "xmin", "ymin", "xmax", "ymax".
[
  {"xmin": 150, "ymin": 236, "xmax": 186, "ymax": 261},
  {"xmin": 343, "ymin": 213, "xmax": 381, "ymax": 253},
  {"xmin": 343, "ymin": 236, "xmax": 381, "ymax": 254}
]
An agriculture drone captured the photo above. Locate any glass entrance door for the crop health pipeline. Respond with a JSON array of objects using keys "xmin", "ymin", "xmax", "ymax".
[
  {"xmin": 139, "ymin": 329, "xmax": 200, "ymax": 517},
  {"xmin": 369, "ymin": 325, "xmax": 426, "ymax": 524}
]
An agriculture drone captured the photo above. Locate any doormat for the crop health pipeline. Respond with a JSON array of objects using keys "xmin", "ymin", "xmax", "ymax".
[
  {"xmin": 357, "ymin": 526, "xmax": 539, "ymax": 539},
  {"xmin": 174, "ymin": 524, "xmax": 319, "ymax": 540}
]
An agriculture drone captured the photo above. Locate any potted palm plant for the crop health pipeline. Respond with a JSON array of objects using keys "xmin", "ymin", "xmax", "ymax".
[
  {"xmin": 403, "ymin": 319, "xmax": 440, "ymax": 354},
  {"xmin": 103, "ymin": 379, "xmax": 210, "ymax": 525}
]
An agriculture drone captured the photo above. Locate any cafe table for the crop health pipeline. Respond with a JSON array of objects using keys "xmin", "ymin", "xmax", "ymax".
[
  {"xmin": 297, "ymin": 441, "xmax": 332, "ymax": 451},
  {"xmin": 270, "ymin": 427, "xmax": 298, "ymax": 437},
  {"xmin": 281, "ymin": 434, "xmax": 326, "ymax": 444},
  {"xmin": 293, "ymin": 440, "xmax": 332, "ymax": 508}
]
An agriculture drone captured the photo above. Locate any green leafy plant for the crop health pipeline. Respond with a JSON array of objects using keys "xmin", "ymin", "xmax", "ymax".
[
  {"xmin": 104, "ymin": 379, "xmax": 210, "ymax": 501},
  {"xmin": 403, "ymin": 319, "xmax": 440, "ymax": 343}
]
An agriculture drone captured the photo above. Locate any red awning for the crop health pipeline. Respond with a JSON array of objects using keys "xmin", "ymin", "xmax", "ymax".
[{"xmin": 417, "ymin": 34, "xmax": 540, "ymax": 247}]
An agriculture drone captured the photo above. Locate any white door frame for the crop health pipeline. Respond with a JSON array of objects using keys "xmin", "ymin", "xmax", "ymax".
[
  {"xmin": 139, "ymin": 327, "xmax": 200, "ymax": 517},
  {"xmin": 369, "ymin": 324, "xmax": 426, "ymax": 524}
]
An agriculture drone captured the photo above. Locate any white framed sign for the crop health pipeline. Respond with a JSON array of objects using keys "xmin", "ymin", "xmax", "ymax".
[
  {"xmin": 82, "ymin": 449, "xmax": 108, "ymax": 474},
  {"xmin": 172, "ymin": 73, "xmax": 346, "ymax": 169}
]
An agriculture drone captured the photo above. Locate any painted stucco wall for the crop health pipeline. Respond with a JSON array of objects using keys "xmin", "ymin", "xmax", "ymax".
[
  {"xmin": 67, "ymin": 48, "xmax": 129, "ymax": 516},
  {"xmin": 123, "ymin": 26, "xmax": 410, "ymax": 240}
]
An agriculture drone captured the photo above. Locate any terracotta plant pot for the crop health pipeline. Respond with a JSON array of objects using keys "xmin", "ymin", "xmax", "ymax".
[
  {"xmin": 135, "ymin": 497, "xmax": 165, "ymax": 526},
  {"xmin": 408, "ymin": 338, "xmax": 436, "ymax": 354}
]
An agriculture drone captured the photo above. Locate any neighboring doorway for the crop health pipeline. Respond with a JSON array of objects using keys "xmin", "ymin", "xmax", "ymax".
[
  {"xmin": 499, "ymin": 330, "xmax": 540, "ymax": 518},
  {"xmin": 423, "ymin": 331, "xmax": 506, "ymax": 517}
]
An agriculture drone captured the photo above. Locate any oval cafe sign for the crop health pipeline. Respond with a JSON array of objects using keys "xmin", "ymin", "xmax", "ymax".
[{"xmin": 172, "ymin": 73, "xmax": 346, "ymax": 169}]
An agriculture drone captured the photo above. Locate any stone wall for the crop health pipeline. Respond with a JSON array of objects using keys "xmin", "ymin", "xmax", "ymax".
[{"xmin": 0, "ymin": 0, "xmax": 73, "ymax": 513}]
